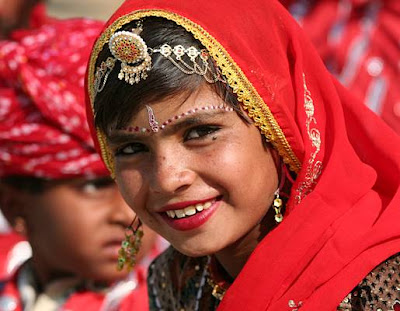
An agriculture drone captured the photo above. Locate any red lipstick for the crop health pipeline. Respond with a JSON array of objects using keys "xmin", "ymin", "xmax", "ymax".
[
  {"xmin": 160, "ymin": 196, "xmax": 218, "ymax": 211},
  {"xmin": 160, "ymin": 198, "xmax": 220, "ymax": 231}
]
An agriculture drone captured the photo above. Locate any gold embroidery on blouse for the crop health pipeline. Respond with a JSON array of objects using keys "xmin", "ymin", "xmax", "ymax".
[
  {"xmin": 337, "ymin": 254, "xmax": 400, "ymax": 310},
  {"xmin": 87, "ymin": 10, "xmax": 302, "ymax": 175},
  {"xmin": 294, "ymin": 74, "xmax": 322, "ymax": 204}
]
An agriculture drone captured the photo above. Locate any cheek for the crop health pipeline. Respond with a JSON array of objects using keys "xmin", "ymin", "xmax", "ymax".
[
  {"xmin": 116, "ymin": 168, "xmax": 144, "ymax": 209},
  {"xmin": 46, "ymin": 207, "xmax": 94, "ymax": 239},
  {"xmin": 204, "ymin": 135, "xmax": 267, "ymax": 181},
  {"xmin": 41, "ymin": 193, "xmax": 105, "ymax": 234},
  {"xmin": 211, "ymin": 134, "xmax": 278, "ymax": 201}
]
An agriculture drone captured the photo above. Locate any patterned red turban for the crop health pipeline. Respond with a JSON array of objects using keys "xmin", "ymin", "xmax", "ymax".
[{"xmin": 0, "ymin": 18, "xmax": 109, "ymax": 179}]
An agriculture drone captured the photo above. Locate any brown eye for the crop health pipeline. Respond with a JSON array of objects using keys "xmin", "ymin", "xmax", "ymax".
[
  {"xmin": 81, "ymin": 183, "xmax": 99, "ymax": 194},
  {"xmin": 115, "ymin": 142, "xmax": 148, "ymax": 156},
  {"xmin": 184, "ymin": 125, "xmax": 220, "ymax": 141},
  {"xmin": 80, "ymin": 178, "xmax": 115, "ymax": 193}
]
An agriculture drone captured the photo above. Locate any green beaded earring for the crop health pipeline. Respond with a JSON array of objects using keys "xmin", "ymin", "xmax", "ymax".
[{"xmin": 117, "ymin": 217, "xmax": 143, "ymax": 271}]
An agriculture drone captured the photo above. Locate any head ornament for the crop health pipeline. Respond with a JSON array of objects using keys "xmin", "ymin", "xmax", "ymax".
[
  {"xmin": 109, "ymin": 29, "xmax": 152, "ymax": 84},
  {"xmin": 94, "ymin": 21, "xmax": 224, "ymax": 94}
]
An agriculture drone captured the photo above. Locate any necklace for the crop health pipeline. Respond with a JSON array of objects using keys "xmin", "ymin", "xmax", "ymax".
[
  {"xmin": 207, "ymin": 275, "xmax": 227, "ymax": 301},
  {"xmin": 206, "ymin": 257, "xmax": 231, "ymax": 301}
]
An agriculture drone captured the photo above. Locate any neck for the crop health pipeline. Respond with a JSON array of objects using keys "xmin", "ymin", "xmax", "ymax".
[
  {"xmin": 215, "ymin": 210, "xmax": 276, "ymax": 279},
  {"xmin": 31, "ymin": 255, "xmax": 76, "ymax": 287}
]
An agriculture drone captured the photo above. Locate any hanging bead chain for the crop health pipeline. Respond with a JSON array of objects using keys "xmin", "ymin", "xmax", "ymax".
[{"xmin": 117, "ymin": 218, "xmax": 143, "ymax": 271}]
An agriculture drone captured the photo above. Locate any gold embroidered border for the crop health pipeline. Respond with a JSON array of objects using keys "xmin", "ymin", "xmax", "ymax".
[
  {"xmin": 294, "ymin": 74, "xmax": 322, "ymax": 203},
  {"xmin": 87, "ymin": 9, "xmax": 302, "ymax": 175}
]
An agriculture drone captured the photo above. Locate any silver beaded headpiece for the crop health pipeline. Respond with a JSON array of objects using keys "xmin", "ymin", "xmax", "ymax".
[{"xmin": 94, "ymin": 23, "xmax": 224, "ymax": 94}]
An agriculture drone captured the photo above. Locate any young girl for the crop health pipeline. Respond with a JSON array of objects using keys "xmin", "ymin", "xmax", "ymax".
[{"xmin": 86, "ymin": 0, "xmax": 400, "ymax": 309}]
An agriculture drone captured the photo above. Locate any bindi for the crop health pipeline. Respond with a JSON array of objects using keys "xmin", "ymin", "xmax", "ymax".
[
  {"xmin": 146, "ymin": 105, "xmax": 159, "ymax": 132},
  {"xmin": 120, "ymin": 104, "xmax": 234, "ymax": 134}
]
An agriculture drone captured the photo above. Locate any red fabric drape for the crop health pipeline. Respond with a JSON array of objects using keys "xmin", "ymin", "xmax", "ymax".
[{"xmin": 86, "ymin": 0, "xmax": 400, "ymax": 309}]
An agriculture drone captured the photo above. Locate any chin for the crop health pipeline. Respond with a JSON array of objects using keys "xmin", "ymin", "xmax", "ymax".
[
  {"xmin": 173, "ymin": 241, "xmax": 222, "ymax": 258},
  {"xmin": 86, "ymin": 266, "xmax": 129, "ymax": 284}
]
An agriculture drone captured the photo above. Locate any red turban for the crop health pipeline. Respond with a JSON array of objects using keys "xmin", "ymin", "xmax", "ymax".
[{"xmin": 0, "ymin": 18, "xmax": 109, "ymax": 179}]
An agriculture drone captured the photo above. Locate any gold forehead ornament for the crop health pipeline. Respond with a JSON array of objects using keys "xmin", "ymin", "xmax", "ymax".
[
  {"xmin": 109, "ymin": 29, "xmax": 152, "ymax": 85},
  {"xmin": 94, "ymin": 23, "xmax": 224, "ymax": 94}
]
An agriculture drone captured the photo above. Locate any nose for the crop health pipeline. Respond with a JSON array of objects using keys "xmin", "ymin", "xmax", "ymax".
[
  {"xmin": 110, "ymin": 190, "xmax": 136, "ymax": 227},
  {"xmin": 149, "ymin": 147, "xmax": 196, "ymax": 194}
]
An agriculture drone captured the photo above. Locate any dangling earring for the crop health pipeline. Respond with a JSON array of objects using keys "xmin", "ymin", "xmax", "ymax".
[
  {"xmin": 273, "ymin": 189, "xmax": 284, "ymax": 223},
  {"xmin": 117, "ymin": 216, "xmax": 143, "ymax": 271}
]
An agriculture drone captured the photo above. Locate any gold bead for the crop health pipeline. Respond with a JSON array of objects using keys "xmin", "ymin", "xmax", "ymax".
[
  {"xmin": 275, "ymin": 213, "xmax": 283, "ymax": 223},
  {"xmin": 274, "ymin": 198, "xmax": 282, "ymax": 207}
]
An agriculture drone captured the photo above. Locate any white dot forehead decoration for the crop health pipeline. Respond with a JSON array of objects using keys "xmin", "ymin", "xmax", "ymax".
[{"xmin": 118, "ymin": 104, "xmax": 234, "ymax": 134}]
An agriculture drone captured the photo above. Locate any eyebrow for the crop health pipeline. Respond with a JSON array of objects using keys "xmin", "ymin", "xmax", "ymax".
[{"xmin": 107, "ymin": 110, "xmax": 228, "ymax": 146}]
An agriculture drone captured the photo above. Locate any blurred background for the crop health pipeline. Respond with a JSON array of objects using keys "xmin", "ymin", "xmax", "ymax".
[{"xmin": 0, "ymin": 0, "xmax": 125, "ymax": 39}]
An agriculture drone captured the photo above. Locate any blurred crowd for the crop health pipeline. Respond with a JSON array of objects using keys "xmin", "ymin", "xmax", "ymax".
[
  {"xmin": 0, "ymin": 0, "xmax": 125, "ymax": 39},
  {"xmin": 283, "ymin": 0, "xmax": 400, "ymax": 135}
]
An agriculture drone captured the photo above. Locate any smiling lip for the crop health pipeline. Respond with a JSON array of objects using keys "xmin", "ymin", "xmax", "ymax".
[
  {"xmin": 160, "ymin": 198, "xmax": 220, "ymax": 231},
  {"xmin": 160, "ymin": 196, "xmax": 217, "ymax": 211}
]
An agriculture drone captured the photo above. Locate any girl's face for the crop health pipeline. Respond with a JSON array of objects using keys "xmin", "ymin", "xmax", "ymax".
[{"xmin": 109, "ymin": 85, "xmax": 278, "ymax": 257}]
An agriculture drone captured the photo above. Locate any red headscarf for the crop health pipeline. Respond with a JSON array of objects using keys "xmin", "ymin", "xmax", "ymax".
[
  {"xmin": 0, "ymin": 18, "xmax": 109, "ymax": 179},
  {"xmin": 86, "ymin": 0, "xmax": 400, "ymax": 309}
]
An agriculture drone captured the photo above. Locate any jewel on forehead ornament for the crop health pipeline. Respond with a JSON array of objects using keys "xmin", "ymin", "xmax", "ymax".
[{"xmin": 109, "ymin": 22, "xmax": 152, "ymax": 85}]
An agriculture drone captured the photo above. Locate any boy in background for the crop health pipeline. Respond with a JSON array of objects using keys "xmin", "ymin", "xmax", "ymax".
[{"xmin": 0, "ymin": 17, "xmax": 159, "ymax": 310}]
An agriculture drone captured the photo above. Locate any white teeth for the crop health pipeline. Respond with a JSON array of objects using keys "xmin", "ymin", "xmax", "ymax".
[
  {"xmin": 204, "ymin": 202, "xmax": 212, "ymax": 209},
  {"xmin": 195, "ymin": 203, "xmax": 204, "ymax": 212},
  {"xmin": 184, "ymin": 206, "xmax": 196, "ymax": 216},
  {"xmin": 175, "ymin": 209, "xmax": 186, "ymax": 218},
  {"xmin": 166, "ymin": 210, "xmax": 176, "ymax": 218},
  {"xmin": 165, "ymin": 199, "xmax": 216, "ymax": 219}
]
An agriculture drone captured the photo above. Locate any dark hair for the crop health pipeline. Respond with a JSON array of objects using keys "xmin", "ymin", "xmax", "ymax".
[
  {"xmin": 1, "ymin": 175, "xmax": 48, "ymax": 194},
  {"xmin": 93, "ymin": 17, "xmax": 244, "ymax": 134}
]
